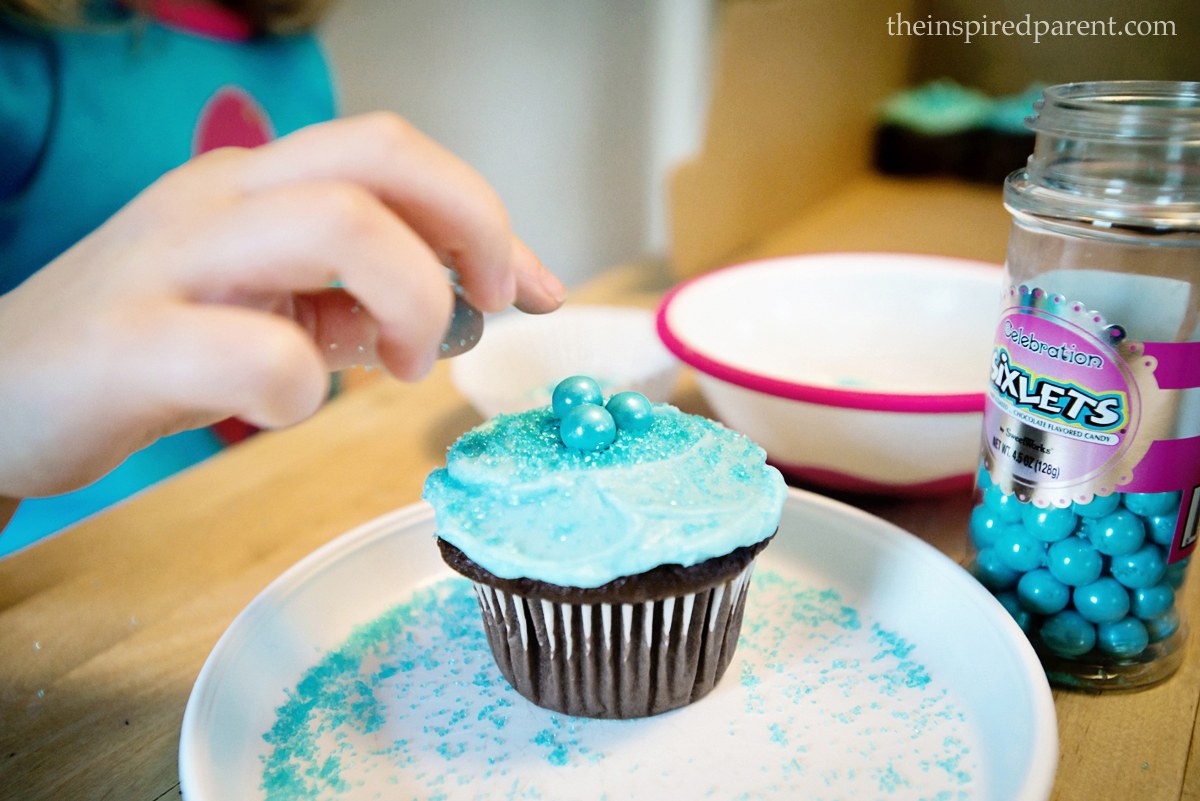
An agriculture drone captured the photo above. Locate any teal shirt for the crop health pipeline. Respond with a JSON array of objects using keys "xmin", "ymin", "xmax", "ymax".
[
  {"xmin": 0, "ymin": 9, "xmax": 336, "ymax": 554},
  {"xmin": 1, "ymin": 10, "xmax": 336, "ymax": 292}
]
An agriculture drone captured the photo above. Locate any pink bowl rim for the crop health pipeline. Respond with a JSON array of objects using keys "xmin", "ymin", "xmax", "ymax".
[{"xmin": 655, "ymin": 252, "xmax": 1000, "ymax": 414}]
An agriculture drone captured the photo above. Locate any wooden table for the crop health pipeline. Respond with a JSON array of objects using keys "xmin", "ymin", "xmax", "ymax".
[{"xmin": 3, "ymin": 261, "xmax": 1200, "ymax": 801}]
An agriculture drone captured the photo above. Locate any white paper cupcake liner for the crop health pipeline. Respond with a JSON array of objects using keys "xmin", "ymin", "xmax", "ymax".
[
  {"xmin": 450, "ymin": 305, "xmax": 680, "ymax": 418},
  {"xmin": 471, "ymin": 561, "xmax": 757, "ymax": 719}
]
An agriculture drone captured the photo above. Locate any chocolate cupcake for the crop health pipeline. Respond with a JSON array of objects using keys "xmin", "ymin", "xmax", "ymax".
[
  {"xmin": 971, "ymin": 84, "xmax": 1042, "ymax": 184},
  {"xmin": 422, "ymin": 378, "xmax": 785, "ymax": 719},
  {"xmin": 874, "ymin": 79, "xmax": 993, "ymax": 178},
  {"xmin": 874, "ymin": 79, "xmax": 1042, "ymax": 185}
]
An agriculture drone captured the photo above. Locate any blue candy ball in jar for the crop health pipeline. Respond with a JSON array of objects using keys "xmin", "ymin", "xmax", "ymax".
[
  {"xmin": 1096, "ymin": 618, "xmax": 1151, "ymax": 658},
  {"xmin": 963, "ymin": 80, "xmax": 1200, "ymax": 689},
  {"xmin": 1017, "ymin": 569, "xmax": 1071, "ymax": 615}
]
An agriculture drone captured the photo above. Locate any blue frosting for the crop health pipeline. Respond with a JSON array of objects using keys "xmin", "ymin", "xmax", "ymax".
[{"xmin": 422, "ymin": 404, "xmax": 786, "ymax": 588}]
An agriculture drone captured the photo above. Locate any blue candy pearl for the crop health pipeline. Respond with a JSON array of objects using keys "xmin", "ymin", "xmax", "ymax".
[
  {"xmin": 605, "ymin": 391, "xmax": 653, "ymax": 432},
  {"xmin": 995, "ymin": 590, "xmax": 1036, "ymax": 633},
  {"xmin": 560, "ymin": 404, "xmax": 616, "ymax": 451},
  {"xmin": 969, "ymin": 505, "xmax": 1004, "ymax": 550},
  {"xmin": 994, "ymin": 524, "xmax": 1047, "ymax": 573},
  {"xmin": 1145, "ymin": 607, "xmax": 1181, "ymax": 643},
  {"xmin": 1109, "ymin": 543, "xmax": 1167, "ymax": 589},
  {"xmin": 1096, "ymin": 617, "xmax": 1150, "ymax": 657},
  {"xmin": 1130, "ymin": 583, "xmax": 1175, "ymax": 620},
  {"xmin": 1040, "ymin": 611, "xmax": 1097, "ymax": 657},
  {"xmin": 552, "ymin": 376, "xmax": 603, "ymax": 419},
  {"xmin": 1073, "ymin": 493, "xmax": 1122, "ymax": 518},
  {"xmin": 1123, "ymin": 491, "xmax": 1182, "ymax": 518},
  {"xmin": 1073, "ymin": 577, "xmax": 1131, "ymax": 624},
  {"xmin": 1166, "ymin": 557, "xmax": 1190, "ymax": 589},
  {"xmin": 1084, "ymin": 509, "xmax": 1146, "ymax": 556},
  {"xmin": 1017, "ymin": 569, "xmax": 1070, "ymax": 615},
  {"xmin": 1046, "ymin": 537, "xmax": 1104, "ymax": 586},
  {"xmin": 976, "ymin": 466, "xmax": 994, "ymax": 491},
  {"xmin": 973, "ymin": 548, "xmax": 1020, "ymax": 591},
  {"xmin": 984, "ymin": 487, "xmax": 1024, "ymax": 522},
  {"xmin": 1145, "ymin": 514, "xmax": 1178, "ymax": 547},
  {"xmin": 1021, "ymin": 504, "xmax": 1078, "ymax": 543}
]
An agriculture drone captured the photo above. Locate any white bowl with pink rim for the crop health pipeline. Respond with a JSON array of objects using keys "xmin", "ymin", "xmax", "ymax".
[{"xmin": 657, "ymin": 252, "xmax": 1003, "ymax": 496}]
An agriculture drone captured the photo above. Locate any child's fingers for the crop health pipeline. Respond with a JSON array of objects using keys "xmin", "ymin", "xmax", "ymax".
[
  {"xmin": 511, "ymin": 235, "xmax": 566, "ymax": 314},
  {"xmin": 291, "ymin": 288, "xmax": 380, "ymax": 370},
  {"xmin": 173, "ymin": 181, "xmax": 453, "ymax": 380},
  {"xmin": 231, "ymin": 113, "xmax": 518, "ymax": 314},
  {"xmin": 137, "ymin": 303, "xmax": 330, "ymax": 429}
]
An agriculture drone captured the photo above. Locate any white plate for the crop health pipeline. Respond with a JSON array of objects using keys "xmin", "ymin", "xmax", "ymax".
[{"xmin": 180, "ymin": 490, "xmax": 1057, "ymax": 800}]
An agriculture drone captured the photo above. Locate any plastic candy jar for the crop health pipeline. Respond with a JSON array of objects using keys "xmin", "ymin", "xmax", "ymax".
[{"xmin": 968, "ymin": 82, "xmax": 1200, "ymax": 689}]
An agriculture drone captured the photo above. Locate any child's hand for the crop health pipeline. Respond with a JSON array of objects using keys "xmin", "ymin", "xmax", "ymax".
[{"xmin": 0, "ymin": 112, "xmax": 566, "ymax": 499}]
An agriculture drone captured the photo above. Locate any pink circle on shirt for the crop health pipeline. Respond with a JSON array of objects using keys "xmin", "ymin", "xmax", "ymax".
[{"xmin": 193, "ymin": 86, "xmax": 274, "ymax": 154}]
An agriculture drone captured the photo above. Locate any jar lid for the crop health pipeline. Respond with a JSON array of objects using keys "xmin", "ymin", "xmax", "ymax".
[{"xmin": 1006, "ymin": 81, "xmax": 1200, "ymax": 231}]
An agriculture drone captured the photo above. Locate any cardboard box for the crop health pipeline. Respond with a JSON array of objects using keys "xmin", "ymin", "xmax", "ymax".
[{"xmin": 668, "ymin": 0, "xmax": 1013, "ymax": 277}]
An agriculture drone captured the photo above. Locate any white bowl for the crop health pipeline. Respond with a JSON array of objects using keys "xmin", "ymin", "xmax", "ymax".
[
  {"xmin": 657, "ymin": 253, "xmax": 1003, "ymax": 496},
  {"xmin": 451, "ymin": 304, "xmax": 680, "ymax": 418}
]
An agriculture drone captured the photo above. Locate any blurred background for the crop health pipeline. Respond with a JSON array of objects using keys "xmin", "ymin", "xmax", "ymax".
[
  {"xmin": 319, "ymin": 0, "xmax": 1200, "ymax": 288},
  {"xmin": 322, "ymin": 0, "xmax": 709, "ymax": 289},
  {"xmin": 5, "ymin": 0, "xmax": 1198, "ymax": 554}
]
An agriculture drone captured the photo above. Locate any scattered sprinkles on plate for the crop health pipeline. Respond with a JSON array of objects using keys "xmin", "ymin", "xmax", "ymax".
[{"xmin": 259, "ymin": 572, "xmax": 978, "ymax": 800}]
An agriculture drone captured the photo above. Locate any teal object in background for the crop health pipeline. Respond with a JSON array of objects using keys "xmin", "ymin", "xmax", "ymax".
[
  {"xmin": 873, "ymin": 78, "xmax": 1043, "ymax": 183},
  {"xmin": 0, "ymin": 428, "xmax": 224, "ymax": 557},
  {"xmin": 877, "ymin": 78, "xmax": 993, "ymax": 136},
  {"xmin": 986, "ymin": 83, "xmax": 1048, "ymax": 134}
]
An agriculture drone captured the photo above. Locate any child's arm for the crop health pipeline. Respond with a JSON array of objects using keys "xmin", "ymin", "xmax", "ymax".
[{"xmin": 0, "ymin": 112, "xmax": 566, "ymax": 501}]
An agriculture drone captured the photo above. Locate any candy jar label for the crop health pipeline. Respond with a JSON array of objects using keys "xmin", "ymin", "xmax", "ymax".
[
  {"xmin": 982, "ymin": 286, "xmax": 1198, "ymax": 564},
  {"xmin": 984, "ymin": 297, "xmax": 1140, "ymax": 492}
]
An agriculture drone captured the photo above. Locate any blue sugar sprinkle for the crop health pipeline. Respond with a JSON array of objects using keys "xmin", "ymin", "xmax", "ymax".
[
  {"xmin": 435, "ymin": 743, "xmax": 466, "ymax": 761},
  {"xmin": 259, "ymin": 571, "xmax": 977, "ymax": 799},
  {"xmin": 529, "ymin": 730, "xmax": 571, "ymax": 767},
  {"xmin": 871, "ymin": 623, "xmax": 918, "ymax": 661}
]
